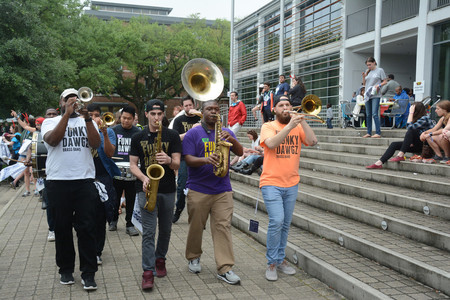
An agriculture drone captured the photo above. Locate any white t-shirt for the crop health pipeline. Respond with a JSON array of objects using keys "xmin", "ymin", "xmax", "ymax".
[
  {"xmin": 251, "ymin": 137, "xmax": 260, "ymax": 150},
  {"xmin": 41, "ymin": 115, "xmax": 97, "ymax": 180}
]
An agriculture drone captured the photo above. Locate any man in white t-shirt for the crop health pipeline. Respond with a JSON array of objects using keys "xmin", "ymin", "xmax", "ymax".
[{"xmin": 41, "ymin": 88, "xmax": 101, "ymax": 291}]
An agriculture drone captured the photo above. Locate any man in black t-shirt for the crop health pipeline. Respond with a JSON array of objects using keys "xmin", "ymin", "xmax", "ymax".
[
  {"xmin": 129, "ymin": 99, "xmax": 181, "ymax": 291},
  {"xmin": 171, "ymin": 96, "xmax": 201, "ymax": 223},
  {"xmin": 110, "ymin": 106, "xmax": 141, "ymax": 235}
]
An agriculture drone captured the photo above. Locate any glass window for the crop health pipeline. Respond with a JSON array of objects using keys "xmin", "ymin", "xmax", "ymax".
[
  {"xmin": 237, "ymin": 23, "xmax": 258, "ymax": 71},
  {"xmin": 432, "ymin": 22, "xmax": 450, "ymax": 103},
  {"xmin": 237, "ymin": 76, "xmax": 258, "ymax": 105}
]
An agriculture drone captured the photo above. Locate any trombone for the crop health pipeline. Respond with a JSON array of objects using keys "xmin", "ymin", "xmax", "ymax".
[{"xmin": 289, "ymin": 94, "xmax": 325, "ymax": 123}]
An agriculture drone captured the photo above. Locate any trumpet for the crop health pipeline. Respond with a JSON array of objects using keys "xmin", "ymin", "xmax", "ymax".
[
  {"xmin": 289, "ymin": 94, "xmax": 325, "ymax": 123},
  {"xmin": 100, "ymin": 112, "xmax": 115, "ymax": 128},
  {"xmin": 75, "ymin": 87, "xmax": 93, "ymax": 112}
]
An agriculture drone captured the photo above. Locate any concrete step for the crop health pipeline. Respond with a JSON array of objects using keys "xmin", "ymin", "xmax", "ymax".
[
  {"xmin": 231, "ymin": 172, "xmax": 450, "ymax": 250},
  {"xmin": 231, "ymin": 199, "xmax": 448, "ymax": 300},
  {"xmin": 231, "ymin": 181, "xmax": 450, "ymax": 297},
  {"xmin": 297, "ymin": 168, "xmax": 450, "ymax": 220},
  {"xmin": 300, "ymin": 156, "xmax": 450, "ymax": 191}
]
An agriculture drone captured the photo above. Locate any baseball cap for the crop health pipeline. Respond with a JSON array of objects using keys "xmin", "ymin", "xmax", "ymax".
[
  {"xmin": 145, "ymin": 99, "xmax": 165, "ymax": 112},
  {"xmin": 36, "ymin": 117, "xmax": 45, "ymax": 125},
  {"xmin": 273, "ymin": 95, "xmax": 291, "ymax": 107},
  {"xmin": 60, "ymin": 88, "xmax": 78, "ymax": 99}
]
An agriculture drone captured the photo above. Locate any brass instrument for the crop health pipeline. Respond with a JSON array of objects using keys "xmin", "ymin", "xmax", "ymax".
[
  {"xmin": 144, "ymin": 121, "xmax": 165, "ymax": 212},
  {"xmin": 290, "ymin": 94, "xmax": 325, "ymax": 123},
  {"xmin": 213, "ymin": 114, "xmax": 232, "ymax": 177},
  {"xmin": 181, "ymin": 58, "xmax": 224, "ymax": 101},
  {"xmin": 100, "ymin": 112, "xmax": 115, "ymax": 128},
  {"xmin": 75, "ymin": 87, "xmax": 93, "ymax": 112}
]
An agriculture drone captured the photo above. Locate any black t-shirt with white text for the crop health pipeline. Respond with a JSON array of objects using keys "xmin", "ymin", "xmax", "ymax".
[
  {"xmin": 112, "ymin": 124, "xmax": 141, "ymax": 162},
  {"xmin": 129, "ymin": 126, "xmax": 182, "ymax": 193}
]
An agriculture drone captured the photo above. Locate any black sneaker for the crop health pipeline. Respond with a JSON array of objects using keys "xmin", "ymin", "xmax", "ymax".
[
  {"xmin": 81, "ymin": 277, "xmax": 97, "ymax": 291},
  {"xmin": 60, "ymin": 273, "xmax": 75, "ymax": 285}
]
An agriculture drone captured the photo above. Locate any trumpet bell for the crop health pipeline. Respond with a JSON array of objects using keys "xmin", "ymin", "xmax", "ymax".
[
  {"xmin": 78, "ymin": 87, "xmax": 93, "ymax": 103},
  {"xmin": 102, "ymin": 112, "xmax": 115, "ymax": 127},
  {"xmin": 181, "ymin": 58, "xmax": 224, "ymax": 101}
]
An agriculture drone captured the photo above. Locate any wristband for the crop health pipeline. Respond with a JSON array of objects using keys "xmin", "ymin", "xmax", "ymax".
[
  {"xmin": 429, "ymin": 133, "xmax": 432, "ymax": 137},
  {"xmin": 85, "ymin": 117, "xmax": 93, "ymax": 123}
]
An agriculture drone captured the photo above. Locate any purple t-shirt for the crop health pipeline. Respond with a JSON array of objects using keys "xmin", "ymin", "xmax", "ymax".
[{"xmin": 183, "ymin": 125, "xmax": 236, "ymax": 195}]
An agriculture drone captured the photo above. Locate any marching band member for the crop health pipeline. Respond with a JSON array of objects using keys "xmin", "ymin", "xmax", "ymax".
[
  {"xmin": 110, "ymin": 106, "xmax": 141, "ymax": 235},
  {"xmin": 172, "ymin": 95, "xmax": 201, "ymax": 223},
  {"xmin": 41, "ymin": 88, "xmax": 101, "ymax": 290},
  {"xmin": 87, "ymin": 104, "xmax": 120, "ymax": 266},
  {"xmin": 259, "ymin": 95, "xmax": 317, "ymax": 281},
  {"xmin": 129, "ymin": 99, "xmax": 181, "ymax": 290},
  {"xmin": 183, "ymin": 100, "xmax": 243, "ymax": 285}
]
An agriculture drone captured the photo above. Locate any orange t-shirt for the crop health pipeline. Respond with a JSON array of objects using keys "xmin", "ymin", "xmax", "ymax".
[{"xmin": 259, "ymin": 120, "xmax": 307, "ymax": 188}]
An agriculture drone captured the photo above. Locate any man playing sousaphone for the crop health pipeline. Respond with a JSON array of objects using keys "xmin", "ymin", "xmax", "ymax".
[
  {"xmin": 129, "ymin": 99, "xmax": 182, "ymax": 291},
  {"xmin": 182, "ymin": 100, "xmax": 243, "ymax": 285}
]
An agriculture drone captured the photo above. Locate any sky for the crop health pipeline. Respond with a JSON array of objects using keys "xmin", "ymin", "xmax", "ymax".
[{"xmin": 93, "ymin": 0, "xmax": 273, "ymax": 20}]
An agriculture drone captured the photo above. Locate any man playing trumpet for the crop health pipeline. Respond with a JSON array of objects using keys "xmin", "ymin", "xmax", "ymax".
[
  {"xmin": 259, "ymin": 95, "xmax": 318, "ymax": 281},
  {"xmin": 129, "ymin": 99, "xmax": 181, "ymax": 290}
]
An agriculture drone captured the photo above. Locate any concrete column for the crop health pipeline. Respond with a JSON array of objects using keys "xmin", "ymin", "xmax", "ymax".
[
  {"xmin": 374, "ymin": 0, "xmax": 382, "ymax": 64},
  {"xmin": 415, "ymin": 0, "xmax": 433, "ymax": 102},
  {"xmin": 229, "ymin": 0, "xmax": 235, "ymax": 101},
  {"xmin": 279, "ymin": 0, "xmax": 285, "ymax": 75}
]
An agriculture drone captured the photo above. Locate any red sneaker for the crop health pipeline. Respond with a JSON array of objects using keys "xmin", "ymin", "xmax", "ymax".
[
  {"xmin": 142, "ymin": 270, "xmax": 154, "ymax": 290},
  {"xmin": 366, "ymin": 164, "xmax": 382, "ymax": 169},
  {"xmin": 155, "ymin": 258, "xmax": 167, "ymax": 277},
  {"xmin": 389, "ymin": 156, "xmax": 405, "ymax": 162}
]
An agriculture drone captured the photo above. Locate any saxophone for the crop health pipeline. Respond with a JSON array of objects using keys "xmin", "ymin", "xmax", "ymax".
[
  {"xmin": 144, "ymin": 121, "xmax": 165, "ymax": 212},
  {"xmin": 213, "ymin": 114, "xmax": 233, "ymax": 177}
]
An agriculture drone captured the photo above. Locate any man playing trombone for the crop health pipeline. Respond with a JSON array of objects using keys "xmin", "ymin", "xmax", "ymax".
[{"xmin": 259, "ymin": 95, "xmax": 318, "ymax": 281}]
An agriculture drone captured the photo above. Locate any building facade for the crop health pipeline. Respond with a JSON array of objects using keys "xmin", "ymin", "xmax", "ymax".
[{"xmin": 232, "ymin": 0, "xmax": 450, "ymax": 126}]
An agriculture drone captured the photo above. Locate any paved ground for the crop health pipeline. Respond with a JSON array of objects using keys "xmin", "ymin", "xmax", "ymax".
[{"xmin": 0, "ymin": 181, "xmax": 344, "ymax": 300}]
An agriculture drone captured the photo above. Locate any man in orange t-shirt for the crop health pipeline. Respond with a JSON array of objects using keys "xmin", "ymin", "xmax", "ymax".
[{"xmin": 259, "ymin": 95, "xmax": 318, "ymax": 281}]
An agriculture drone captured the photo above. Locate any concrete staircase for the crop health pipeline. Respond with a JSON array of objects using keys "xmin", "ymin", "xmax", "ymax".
[{"xmin": 230, "ymin": 128, "xmax": 450, "ymax": 300}]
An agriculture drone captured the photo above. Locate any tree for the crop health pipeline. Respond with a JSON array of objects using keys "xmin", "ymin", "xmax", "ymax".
[
  {"xmin": 115, "ymin": 17, "xmax": 230, "ymax": 117},
  {"xmin": 0, "ymin": 0, "xmax": 85, "ymax": 117}
]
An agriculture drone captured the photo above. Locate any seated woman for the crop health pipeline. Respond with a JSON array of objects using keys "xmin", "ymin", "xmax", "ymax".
[
  {"xmin": 366, "ymin": 102, "xmax": 433, "ymax": 169},
  {"xmin": 419, "ymin": 100, "xmax": 450, "ymax": 163},
  {"xmin": 230, "ymin": 129, "xmax": 263, "ymax": 171}
]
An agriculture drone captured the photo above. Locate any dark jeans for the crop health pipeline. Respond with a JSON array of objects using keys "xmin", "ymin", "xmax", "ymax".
[
  {"xmin": 46, "ymin": 179, "xmax": 98, "ymax": 277},
  {"xmin": 42, "ymin": 180, "xmax": 54, "ymax": 231},
  {"xmin": 365, "ymin": 97, "xmax": 381, "ymax": 135},
  {"xmin": 113, "ymin": 179, "xmax": 136, "ymax": 227},
  {"xmin": 175, "ymin": 160, "xmax": 188, "ymax": 212},
  {"xmin": 326, "ymin": 118, "xmax": 333, "ymax": 129},
  {"xmin": 380, "ymin": 128, "xmax": 423, "ymax": 163}
]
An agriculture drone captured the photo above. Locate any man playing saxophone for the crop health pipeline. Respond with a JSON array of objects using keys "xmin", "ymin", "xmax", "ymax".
[
  {"xmin": 183, "ymin": 100, "xmax": 243, "ymax": 285},
  {"xmin": 129, "ymin": 99, "xmax": 182, "ymax": 290}
]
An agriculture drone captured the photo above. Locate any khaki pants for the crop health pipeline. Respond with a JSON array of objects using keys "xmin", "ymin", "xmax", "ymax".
[{"xmin": 185, "ymin": 189, "xmax": 234, "ymax": 274}]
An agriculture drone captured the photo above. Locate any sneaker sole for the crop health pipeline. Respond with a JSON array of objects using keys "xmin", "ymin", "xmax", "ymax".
[
  {"xmin": 216, "ymin": 274, "xmax": 240, "ymax": 285},
  {"xmin": 81, "ymin": 279, "xmax": 97, "ymax": 290},
  {"xmin": 60, "ymin": 280, "xmax": 75, "ymax": 285},
  {"xmin": 188, "ymin": 267, "xmax": 201, "ymax": 274}
]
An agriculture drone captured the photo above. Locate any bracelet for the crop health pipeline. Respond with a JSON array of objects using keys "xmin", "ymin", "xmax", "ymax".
[
  {"xmin": 85, "ymin": 117, "xmax": 93, "ymax": 122},
  {"xmin": 429, "ymin": 133, "xmax": 433, "ymax": 137}
]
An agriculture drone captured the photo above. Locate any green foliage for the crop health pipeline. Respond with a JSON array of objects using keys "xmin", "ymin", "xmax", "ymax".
[
  {"xmin": 0, "ymin": 0, "xmax": 83, "ymax": 117},
  {"xmin": 0, "ymin": 0, "xmax": 230, "ymax": 118}
]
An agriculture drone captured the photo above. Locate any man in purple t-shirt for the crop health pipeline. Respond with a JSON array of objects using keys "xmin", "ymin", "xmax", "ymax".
[{"xmin": 183, "ymin": 100, "xmax": 243, "ymax": 285}]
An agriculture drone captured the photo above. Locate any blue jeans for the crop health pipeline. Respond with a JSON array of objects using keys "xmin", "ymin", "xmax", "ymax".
[
  {"xmin": 261, "ymin": 184, "xmax": 298, "ymax": 265},
  {"xmin": 138, "ymin": 191, "xmax": 175, "ymax": 272},
  {"xmin": 175, "ymin": 160, "xmax": 188, "ymax": 212},
  {"xmin": 365, "ymin": 98, "xmax": 381, "ymax": 135},
  {"xmin": 243, "ymin": 154, "xmax": 260, "ymax": 165}
]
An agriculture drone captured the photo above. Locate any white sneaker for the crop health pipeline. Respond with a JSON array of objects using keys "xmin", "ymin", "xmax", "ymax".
[
  {"xmin": 277, "ymin": 261, "xmax": 296, "ymax": 275},
  {"xmin": 188, "ymin": 257, "xmax": 201, "ymax": 273},
  {"xmin": 47, "ymin": 231, "xmax": 55, "ymax": 242},
  {"xmin": 217, "ymin": 270, "xmax": 241, "ymax": 285},
  {"xmin": 265, "ymin": 264, "xmax": 278, "ymax": 281}
]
